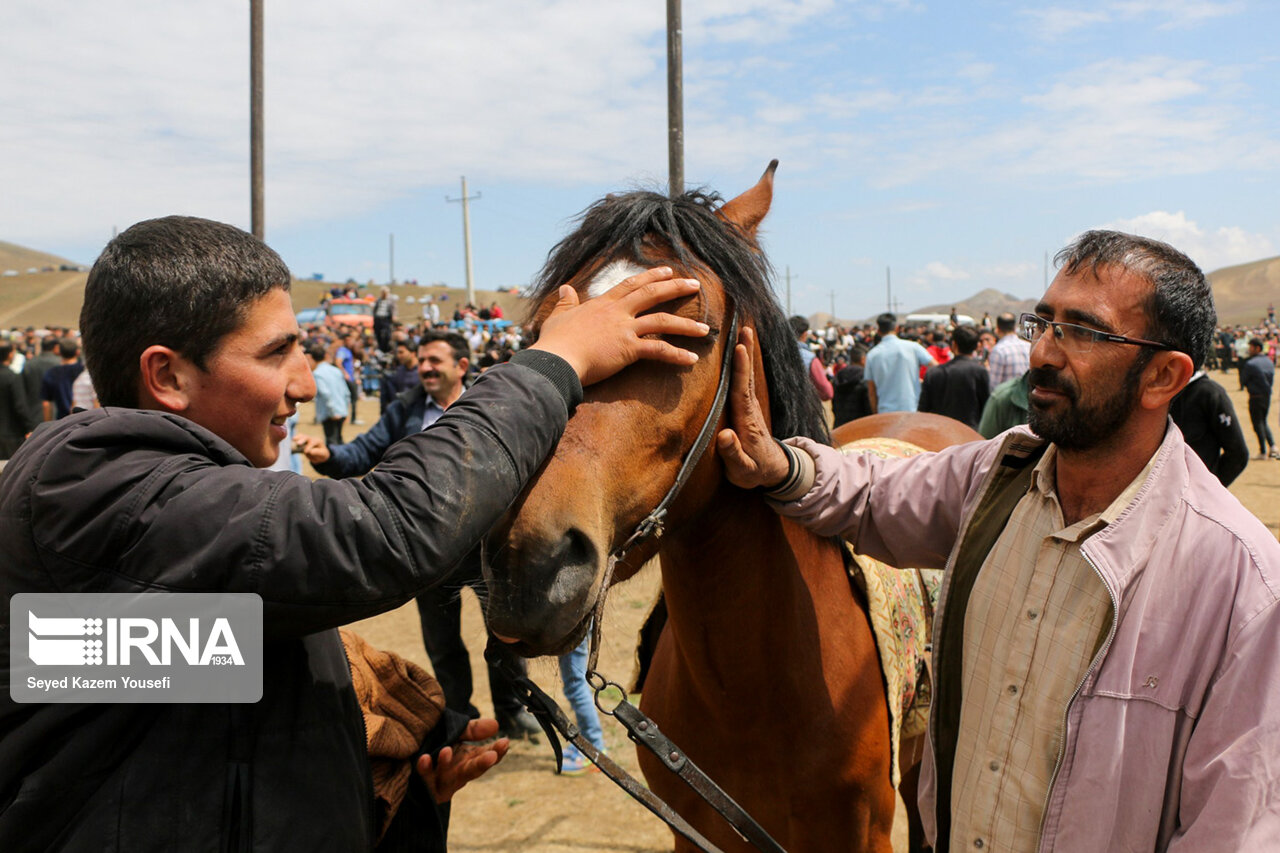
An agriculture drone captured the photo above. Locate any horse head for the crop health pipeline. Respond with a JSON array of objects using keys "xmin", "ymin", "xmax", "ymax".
[{"xmin": 481, "ymin": 162, "xmax": 829, "ymax": 655}]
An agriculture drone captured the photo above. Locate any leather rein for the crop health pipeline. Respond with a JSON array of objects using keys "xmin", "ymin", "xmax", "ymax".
[{"xmin": 489, "ymin": 309, "xmax": 790, "ymax": 853}]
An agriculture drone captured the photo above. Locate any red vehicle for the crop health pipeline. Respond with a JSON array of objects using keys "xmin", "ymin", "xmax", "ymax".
[{"xmin": 324, "ymin": 298, "xmax": 375, "ymax": 331}]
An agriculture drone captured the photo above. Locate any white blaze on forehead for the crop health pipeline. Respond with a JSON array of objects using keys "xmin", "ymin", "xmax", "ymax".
[{"xmin": 585, "ymin": 260, "xmax": 648, "ymax": 299}]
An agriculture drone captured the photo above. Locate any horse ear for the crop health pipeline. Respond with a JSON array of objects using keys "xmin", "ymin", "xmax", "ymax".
[{"xmin": 718, "ymin": 160, "xmax": 778, "ymax": 237}]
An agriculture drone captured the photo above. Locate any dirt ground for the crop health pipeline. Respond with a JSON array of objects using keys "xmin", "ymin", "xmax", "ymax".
[{"xmin": 326, "ymin": 375, "xmax": 1278, "ymax": 853}]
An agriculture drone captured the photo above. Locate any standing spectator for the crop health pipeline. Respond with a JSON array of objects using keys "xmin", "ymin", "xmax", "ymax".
[
  {"xmin": 917, "ymin": 325, "xmax": 990, "ymax": 430},
  {"xmin": 381, "ymin": 339, "xmax": 420, "ymax": 412},
  {"xmin": 556, "ymin": 633, "xmax": 607, "ymax": 775},
  {"xmin": 1233, "ymin": 332, "xmax": 1251, "ymax": 388},
  {"xmin": 832, "ymin": 345, "xmax": 874, "ymax": 427},
  {"xmin": 38, "ymin": 336, "xmax": 83, "ymax": 420},
  {"xmin": 978, "ymin": 371, "xmax": 1031, "ymax": 439},
  {"xmin": 373, "ymin": 287, "xmax": 396, "ymax": 352},
  {"xmin": 790, "ymin": 316, "xmax": 833, "ymax": 401},
  {"xmin": 71, "ymin": 367, "xmax": 98, "ymax": 412},
  {"xmin": 306, "ymin": 341, "xmax": 350, "ymax": 447},
  {"xmin": 426, "ymin": 296, "xmax": 441, "ymax": 327},
  {"xmin": 21, "ymin": 336, "xmax": 59, "ymax": 425},
  {"xmin": 0, "ymin": 342, "xmax": 36, "ymax": 459},
  {"xmin": 924, "ymin": 329, "xmax": 953, "ymax": 379},
  {"xmin": 1240, "ymin": 337, "xmax": 1277, "ymax": 459},
  {"xmin": 864, "ymin": 312, "xmax": 935, "ymax": 413},
  {"xmin": 295, "ymin": 329, "xmax": 542, "ymax": 741},
  {"xmin": 986, "ymin": 312, "xmax": 1032, "ymax": 387},
  {"xmin": 1171, "ymin": 369, "xmax": 1249, "ymax": 486},
  {"xmin": 336, "ymin": 332, "xmax": 362, "ymax": 424}
]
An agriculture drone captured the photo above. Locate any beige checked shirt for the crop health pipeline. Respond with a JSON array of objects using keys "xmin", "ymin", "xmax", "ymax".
[{"xmin": 949, "ymin": 444, "xmax": 1157, "ymax": 852}]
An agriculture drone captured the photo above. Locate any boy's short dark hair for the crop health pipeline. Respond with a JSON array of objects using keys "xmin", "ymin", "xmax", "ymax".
[
  {"xmin": 876, "ymin": 313, "xmax": 896, "ymax": 335},
  {"xmin": 57, "ymin": 336, "xmax": 79, "ymax": 360},
  {"xmin": 80, "ymin": 216, "xmax": 292, "ymax": 407}
]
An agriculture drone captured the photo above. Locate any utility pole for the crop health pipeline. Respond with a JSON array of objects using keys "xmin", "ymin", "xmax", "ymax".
[
  {"xmin": 446, "ymin": 177, "xmax": 481, "ymax": 306},
  {"xmin": 830, "ymin": 290, "xmax": 836, "ymax": 319},
  {"xmin": 249, "ymin": 0, "xmax": 264, "ymax": 239},
  {"xmin": 389, "ymin": 234, "xmax": 395, "ymax": 285},
  {"xmin": 886, "ymin": 266, "xmax": 892, "ymax": 312},
  {"xmin": 784, "ymin": 266, "xmax": 797, "ymax": 316},
  {"xmin": 666, "ymin": 0, "xmax": 683, "ymax": 197}
]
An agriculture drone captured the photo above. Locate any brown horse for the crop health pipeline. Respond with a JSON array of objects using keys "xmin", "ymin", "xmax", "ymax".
[{"xmin": 481, "ymin": 164, "xmax": 979, "ymax": 852}]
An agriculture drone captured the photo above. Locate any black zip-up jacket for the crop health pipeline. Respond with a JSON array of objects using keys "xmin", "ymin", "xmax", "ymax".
[{"xmin": 0, "ymin": 351, "xmax": 580, "ymax": 852}]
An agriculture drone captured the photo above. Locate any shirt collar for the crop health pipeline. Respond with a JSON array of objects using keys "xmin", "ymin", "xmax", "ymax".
[{"xmin": 1030, "ymin": 437, "xmax": 1163, "ymax": 541}]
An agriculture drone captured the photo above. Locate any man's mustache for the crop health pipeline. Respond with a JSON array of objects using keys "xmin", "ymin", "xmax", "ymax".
[{"xmin": 1028, "ymin": 366, "xmax": 1078, "ymax": 402}]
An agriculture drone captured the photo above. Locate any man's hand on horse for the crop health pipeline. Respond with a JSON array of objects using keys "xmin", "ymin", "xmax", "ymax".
[
  {"xmin": 531, "ymin": 266, "xmax": 710, "ymax": 387},
  {"xmin": 717, "ymin": 327, "xmax": 791, "ymax": 489},
  {"xmin": 416, "ymin": 718, "xmax": 510, "ymax": 803}
]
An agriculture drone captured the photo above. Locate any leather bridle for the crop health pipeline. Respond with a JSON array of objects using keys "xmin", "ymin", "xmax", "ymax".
[{"xmin": 584, "ymin": 310, "xmax": 740, "ymax": 674}]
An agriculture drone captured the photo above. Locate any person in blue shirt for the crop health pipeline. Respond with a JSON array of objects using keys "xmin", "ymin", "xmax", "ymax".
[{"xmin": 864, "ymin": 312, "xmax": 936, "ymax": 413}]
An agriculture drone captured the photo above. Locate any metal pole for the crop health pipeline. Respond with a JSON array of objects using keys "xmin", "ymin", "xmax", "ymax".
[
  {"xmin": 389, "ymin": 233, "xmax": 395, "ymax": 285},
  {"xmin": 886, "ymin": 266, "xmax": 891, "ymax": 312},
  {"xmin": 784, "ymin": 266, "xmax": 797, "ymax": 316},
  {"xmin": 250, "ymin": 0, "xmax": 264, "ymax": 239},
  {"xmin": 446, "ymin": 177, "xmax": 481, "ymax": 306},
  {"xmin": 830, "ymin": 290, "xmax": 836, "ymax": 318},
  {"xmin": 666, "ymin": 0, "xmax": 684, "ymax": 198}
]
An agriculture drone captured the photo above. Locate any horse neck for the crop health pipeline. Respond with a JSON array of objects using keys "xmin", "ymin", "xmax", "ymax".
[{"xmin": 658, "ymin": 481, "xmax": 851, "ymax": 644}]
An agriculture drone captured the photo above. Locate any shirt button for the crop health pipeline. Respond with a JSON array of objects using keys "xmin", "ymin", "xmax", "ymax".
[
  {"xmin": 1008, "ymin": 684, "xmax": 1019, "ymax": 695},
  {"xmin": 1027, "ymin": 609, "xmax": 1039, "ymax": 620},
  {"xmin": 989, "ymin": 760, "xmax": 999, "ymax": 771},
  {"xmin": 974, "ymin": 839, "xmax": 985, "ymax": 849}
]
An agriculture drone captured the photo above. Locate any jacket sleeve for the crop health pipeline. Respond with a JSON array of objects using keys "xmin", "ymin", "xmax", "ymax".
[
  {"xmin": 771, "ymin": 435, "xmax": 998, "ymax": 570},
  {"xmin": 1165, "ymin": 599, "xmax": 1280, "ymax": 850},
  {"xmin": 314, "ymin": 402, "xmax": 404, "ymax": 479},
  {"xmin": 26, "ymin": 356, "xmax": 580, "ymax": 639}
]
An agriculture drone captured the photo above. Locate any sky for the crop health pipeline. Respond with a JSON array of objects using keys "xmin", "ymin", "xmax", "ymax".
[{"xmin": 4, "ymin": 0, "xmax": 1278, "ymax": 321}]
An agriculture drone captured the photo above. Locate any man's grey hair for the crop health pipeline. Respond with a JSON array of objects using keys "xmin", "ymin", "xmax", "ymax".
[{"xmin": 1055, "ymin": 229, "xmax": 1216, "ymax": 369}]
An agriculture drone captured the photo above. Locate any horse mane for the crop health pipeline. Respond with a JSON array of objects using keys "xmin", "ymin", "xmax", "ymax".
[{"xmin": 529, "ymin": 189, "xmax": 830, "ymax": 444}]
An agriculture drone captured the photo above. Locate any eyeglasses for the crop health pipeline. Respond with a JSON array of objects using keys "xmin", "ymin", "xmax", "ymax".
[{"xmin": 1016, "ymin": 313, "xmax": 1174, "ymax": 354}]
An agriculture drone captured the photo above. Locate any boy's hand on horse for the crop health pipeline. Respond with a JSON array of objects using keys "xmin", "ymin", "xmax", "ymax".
[
  {"xmin": 531, "ymin": 266, "xmax": 710, "ymax": 387},
  {"xmin": 415, "ymin": 718, "xmax": 510, "ymax": 803},
  {"xmin": 717, "ymin": 327, "xmax": 792, "ymax": 489}
]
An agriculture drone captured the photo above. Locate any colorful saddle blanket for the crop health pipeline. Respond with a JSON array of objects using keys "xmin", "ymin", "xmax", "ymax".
[{"xmin": 839, "ymin": 437, "xmax": 942, "ymax": 788}]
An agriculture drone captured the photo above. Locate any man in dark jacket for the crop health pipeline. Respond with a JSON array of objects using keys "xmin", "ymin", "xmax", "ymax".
[
  {"xmin": 20, "ymin": 335, "xmax": 59, "ymax": 425},
  {"xmin": 296, "ymin": 330, "xmax": 542, "ymax": 740},
  {"xmin": 1240, "ymin": 337, "xmax": 1277, "ymax": 459},
  {"xmin": 0, "ymin": 342, "xmax": 36, "ymax": 458},
  {"xmin": 1170, "ymin": 369, "xmax": 1250, "ymax": 485},
  {"xmin": 917, "ymin": 324, "xmax": 990, "ymax": 430},
  {"xmin": 0, "ymin": 215, "xmax": 707, "ymax": 852}
]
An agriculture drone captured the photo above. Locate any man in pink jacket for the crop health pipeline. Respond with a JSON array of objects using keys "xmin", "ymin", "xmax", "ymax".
[{"xmin": 718, "ymin": 230, "xmax": 1280, "ymax": 853}]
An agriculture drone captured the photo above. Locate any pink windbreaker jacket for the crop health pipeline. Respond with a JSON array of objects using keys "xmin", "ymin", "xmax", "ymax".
[{"xmin": 776, "ymin": 424, "xmax": 1280, "ymax": 852}]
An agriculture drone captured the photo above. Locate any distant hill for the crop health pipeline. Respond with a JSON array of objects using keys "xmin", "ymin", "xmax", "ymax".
[
  {"xmin": 810, "ymin": 288, "xmax": 1038, "ymax": 330},
  {"xmin": 0, "ymin": 239, "xmax": 532, "ymax": 330},
  {"xmin": 1206, "ymin": 255, "xmax": 1280, "ymax": 327},
  {"xmin": 0, "ymin": 241, "xmax": 82, "ymax": 274}
]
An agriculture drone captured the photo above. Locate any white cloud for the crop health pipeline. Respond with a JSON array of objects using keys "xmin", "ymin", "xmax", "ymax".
[
  {"xmin": 922, "ymin": 261, "xmax": 971, "ymax": 280},
  {"xmin": 1095, "ymin": 211, "xmax": 1275, "ymax": 272},
  {"xmin": 1022, "ymin": 1, "xmax": 1244, "ymax": 39}
]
